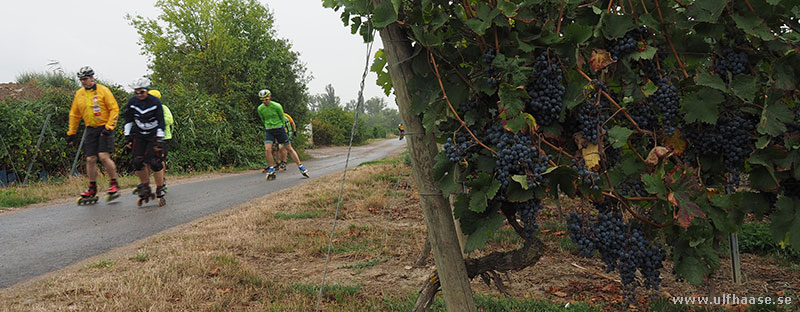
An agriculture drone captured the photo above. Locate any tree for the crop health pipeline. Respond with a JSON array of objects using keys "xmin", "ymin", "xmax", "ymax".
[
  {"xmin": 127, "ymin": 0, "xmax": 309, "ymax": 125},
  {"xmin": 309, "ymin": 84, "xmax": 341, "ymax": 111}
]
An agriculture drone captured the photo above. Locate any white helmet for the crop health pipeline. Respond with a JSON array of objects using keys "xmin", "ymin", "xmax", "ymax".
[
  {"xmin": 258, "ymin": 89, "xmax": 271, "ymax": 100},
  {"xmin": 77, "ymin": 66, "xmax": 94, "ymax": 78},
  {"xmin": 129, "ymin": 77, "xmax": 151, "ymax": 90}
]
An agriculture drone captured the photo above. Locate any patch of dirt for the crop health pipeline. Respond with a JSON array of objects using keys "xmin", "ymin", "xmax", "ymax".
[{"xmin": 0, "ymin": 83, "xmax": 44, "ymax": 103}]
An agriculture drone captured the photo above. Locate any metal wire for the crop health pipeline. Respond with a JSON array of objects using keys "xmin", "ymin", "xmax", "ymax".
[{"xmin": 315, "ymin": 25, "xmax": 377, "ymax": 312}]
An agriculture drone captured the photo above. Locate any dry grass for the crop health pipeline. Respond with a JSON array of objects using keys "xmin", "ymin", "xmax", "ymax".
[{"xmin": 0, "ymin": 155, "xmax": 427, "ymax": 311}]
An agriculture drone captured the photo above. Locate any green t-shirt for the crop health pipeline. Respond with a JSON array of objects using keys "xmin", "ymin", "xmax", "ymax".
[
  {"xmin": 163, "ymin": 105, "xmax": 174, "ymax": 140},
  {"xmin": 257, "ymin": 100, "xmax": 287, "ymax": 129}
]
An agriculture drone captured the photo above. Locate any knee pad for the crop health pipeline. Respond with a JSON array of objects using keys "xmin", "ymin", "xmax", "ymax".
[
  {"xmin": 147, "ymin": 156, "xmax": 164, "ymax": 172},
  {"xmin": 132, "ymin": 156, "xmax": 145, "ymax": 171}
]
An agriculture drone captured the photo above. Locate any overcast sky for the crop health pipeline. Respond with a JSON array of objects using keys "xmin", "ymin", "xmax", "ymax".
[{"xmin": 0, "ymin": 0, "xmax": 395, "ymax": 109}]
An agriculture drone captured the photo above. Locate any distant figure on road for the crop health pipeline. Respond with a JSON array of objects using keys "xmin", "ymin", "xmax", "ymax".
[
  {"xmin": 124, "ymin": 78, "xmax": 166, "ymax": 206},
  {"xmin": 398, "ymin": 122, "xmax": 405, "ymax": 140},
  {"xmin": 257, "ymin": 89, "xmax": 308, "ymax": 181},
  {"xmin": 67, "ymin": 66, "xmax": 121, "ymax": 204}
]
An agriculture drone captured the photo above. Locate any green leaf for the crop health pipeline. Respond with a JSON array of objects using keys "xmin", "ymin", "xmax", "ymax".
[
  {"xmin": 496, "ymin": 0, "xmax": 518, "ymax": 17},
  {"xmin": 749, "ymin": 165, "xmax": 779, "ymax": 192},
  {"xmin": 708, "ymin": 200, "xmax": 738, "ymax": 233},
  {"xmin": 772, "ymin": 54, "xmax": 799, "ymax": 91},
  {"xmin": 546, "ymin": 166, "xmax": 577, "ymax": 197},
  {"xmin": 740, "ymin": 192, "xmax": 772, "ymax": 220},
  {"xmin": 682, "ymin": 87, "xmax": 724, "ymax": 124},
  {"xmin": 464, "ymin": 3, "xmax": 501, "ymax": 35},
  {"xmin": 642, "ymin": 174, "xmax": 667, "ymax": 198},
  {"xmin": 730, "ymin": 75, "xmax": 758, "ymax": 103},
  {"xmin": 506, "ymin": 177, "xmax": 534, "ymax": 202},
  {"xmin": 601, "ymin": 13, "xmax": 635, "ymax": 39},
  {"xmin": 630, "ymin": 46, "xmax": 657, "ymax": 61},
  {"xmin": 674, "ymin": 192, "xmax": 706, "ymax": 228},
  {"xmin": 608, "ymin": 126, "xmax": 633, "ymax": 148},
  {"xmin": 732, "ymin": 13, "xmax": 774, "ymax": 41},
  {"xmin": 463, "ymin": 211, "xmax": 506, "ymax": 252},
  {"xmin": 686, "ymin": 0, "xmax": 727, "ymax": 23},
  {"xmin": 511, "ymin": 175, "xmax": 529, "ymax": 190},
  {"xmin": 487, "ymin": 179, "xmax": 502, "ymax": 199},
  {"xmin": 564, "ymin": 23, "xmax": 593, "ymax": 44},
  {"xmin": 674, "ymin": 255, "xmax": 710, "ymax": 285},
  {"xmin": 770, "ymin": 196, "xmax": 800, "ymax": 249},
  {"xmin": 758, "ymin": 101, "xmax": 793, "ymax": 136},
  {"xmin": 469, "ymin": 191, "xmax": 489, "ymax": 213},
  {"xmin": 695, "ymin": 70, "xmax": 727, "ymax": 92},
  {"xmin": 499, "ymin": 84, "xmax": 527, "ymax": 115},
  {"xmin": 371, "ymin": 0, "xmax": 398, "ymax": 28},
  {"xmin": 756, "ymin": 136, "xmax": 771, "ymax": 149}
]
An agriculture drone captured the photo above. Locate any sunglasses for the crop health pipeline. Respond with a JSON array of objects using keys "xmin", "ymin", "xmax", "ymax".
[{"xmin": 135, "ymin": 90, "xmax": 147, "ymax": 95}]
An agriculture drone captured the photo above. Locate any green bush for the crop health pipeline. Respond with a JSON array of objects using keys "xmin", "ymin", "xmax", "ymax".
[
  {"xmin": 739, "ymin": 222, "xmax": 800, "ymax": 261},
  {"xmin": 311, "ymin": 107, "xmax": 368, "ymax": 146}
]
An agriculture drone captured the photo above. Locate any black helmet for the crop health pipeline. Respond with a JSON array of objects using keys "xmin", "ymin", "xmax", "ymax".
[{"xmin": 77, "ymin": 66, "xmax": 95, "ymax": 78}]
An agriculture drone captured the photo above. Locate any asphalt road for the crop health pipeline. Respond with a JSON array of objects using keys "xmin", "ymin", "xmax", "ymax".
[{"xmin": 0, "ymin": 138, "xmax": 406, "ymax": 288}]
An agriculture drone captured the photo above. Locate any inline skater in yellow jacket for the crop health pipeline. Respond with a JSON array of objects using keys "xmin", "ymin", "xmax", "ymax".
[{"xmin": 66, "ymin": 66, "xmax": 121, "ymax": 204}]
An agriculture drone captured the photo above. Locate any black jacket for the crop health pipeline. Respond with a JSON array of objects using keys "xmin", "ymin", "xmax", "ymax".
[{"xmin": 123, "ymin": 94, "xmax": 165, "ymax": 138}]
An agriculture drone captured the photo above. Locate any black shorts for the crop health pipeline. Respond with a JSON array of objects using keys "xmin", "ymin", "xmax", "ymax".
[
  {"xmin": 132, "ymin": 135, "xmax": 164, "ymax": 164},
  {"xmin": 264, "ymin": 127, "xmax": 290, "ymax": 145},
  {"xmin": 84, "ymin": 126, "xmax": 114, "ymax": 157}
]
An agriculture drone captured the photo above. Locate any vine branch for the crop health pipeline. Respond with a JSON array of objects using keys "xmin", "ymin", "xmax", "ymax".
[{"xmin": 428, "ymin": 49, "xmax": 497, "ymax": 154}]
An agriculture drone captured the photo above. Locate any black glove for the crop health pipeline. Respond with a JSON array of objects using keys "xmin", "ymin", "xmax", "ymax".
[
  {"xmin": 100, "ymin": 128, "xmax": 114, "ymax": 136},
  {"xmin": 66, "ymin": 134, "xmax": 77, "ymax": 146},
  {"xmin": 124, "ymin": 136, "xmax": 134, "ymax": 152}
]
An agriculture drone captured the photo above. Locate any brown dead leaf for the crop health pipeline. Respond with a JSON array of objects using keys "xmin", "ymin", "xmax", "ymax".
[
  {"xmin": 216, "ymin": 288, "xmax": 231, "ymax": 294},
  {"xmin": 706, "ymin": 187, "xmax": 720, "ymax": 202},
  {"xmin": 208, "ymin": 266, "xmax": 221, "ymax": 277},
  {"xmin": 589, "ymin": 49, "xmax": 614, "ymax": 72},
  {"xmin": 170, "ymin": 297, "xmax": 181, "ymax": 302},
  {"xmin": 552, "ymin": 231, "xmax": 566, "ymax": 236},
  {"xmin": 540, "ymin": 229, "xmax": 552, "ymax": 234},
  {"xmin": 554, "ymin": 291, "xmax": 568, "ymax": 298},
  {"xmin": 663, "ymin": 130, "xmax": 687, "ymax": 156},
  {"xmin": 645, "ymin": 146, "xmax": 670, "ymax": 167}
]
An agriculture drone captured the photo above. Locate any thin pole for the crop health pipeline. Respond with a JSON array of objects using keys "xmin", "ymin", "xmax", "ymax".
[
  {"xmin": 22, "ymin": 114, "xmax": 52, "ymax": 185},
  {"xmin": 70, "ymin": 128, "xmax": 87, "ymax": 176}
]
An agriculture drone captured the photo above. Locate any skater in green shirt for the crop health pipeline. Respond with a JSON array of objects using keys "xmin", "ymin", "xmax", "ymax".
[{"xmin": 256, "ymin": 89, "xmax": 308, "ymax": 180}]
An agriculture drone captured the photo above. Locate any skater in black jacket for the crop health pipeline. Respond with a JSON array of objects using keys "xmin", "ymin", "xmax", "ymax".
[{"xmin": 123, "ymin": 77, "xmax": 167, "ymax": 206}]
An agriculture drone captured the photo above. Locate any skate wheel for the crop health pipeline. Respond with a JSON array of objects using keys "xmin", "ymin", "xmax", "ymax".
[
  {"xmin": 77, "ymin": 198, "xmax": 83, "ymax": 205},
  {"xmin": 137, "ymin": 198, "xmax": 144, "ymax": 206},
  {"xmin": 158, "ymin": 198, "xmax": 166, "ymax": 207}
]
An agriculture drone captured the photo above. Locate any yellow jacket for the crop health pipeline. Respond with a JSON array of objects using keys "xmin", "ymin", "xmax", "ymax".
[{"xmin": 67, "ymin": 84, "xmax": 119, "ymax": 135}]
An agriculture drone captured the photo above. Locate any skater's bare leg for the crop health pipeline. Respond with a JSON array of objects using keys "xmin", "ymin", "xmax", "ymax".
[
  {"xmin": 285, "ymin": 144, "xmax": 302, "ymax": 165},
  {"xmin": 264, "ymin": 144, "xmax": 276, "ymax": 168},
  {"xmin": 86, "ymin": 156, "xmax": 98, "ymax": 181},
  {"xmin": 136, "ymin": 169, "xmax": 149, "ymax": 185},
  {"xmin": 280, "ymin": 146, "xmax": 288, "ymax": 164},
  {"xmin": 97, "ymin": 152, "xmax": 117, "ymax": 179},
  {"xmin": 154, "ymin": 167, "xmax": 164, "ymax": 187}
]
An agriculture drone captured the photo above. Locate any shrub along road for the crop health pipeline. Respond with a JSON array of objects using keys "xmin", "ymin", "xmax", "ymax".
[{"xmin": 0, "ymin": 138, "xmax": 406, "ymax": 288}]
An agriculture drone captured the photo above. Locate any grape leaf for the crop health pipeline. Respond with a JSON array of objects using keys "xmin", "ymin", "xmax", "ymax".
[
  {"xmin": 564, "ymin": 23, "xmax": 593, "ymax": 44},
  {"xmin": 730, "ymin": 75, "xmax": 758, "ymax": 103},
  {"xmin": 469, "ymin": 190, "xmax": 488, "ymax": 213},
  {"xmin": 372, "ymin": 0, "xmax": 398, "ymax": 28},
  {"xmin": 608, "ymin": 126, "xmax": 633, "ymax": 148},
  {"xmin": 682, "ymin": 87, "xmax": 723, "ymax": 124},
  {"xmin": 601, "ymin": 13, "xmax": 635, "ymax": 39},
  {"xmin": 630, "ymin": 46, "xmax": 657, "ymax": 61},
  {"xmin": 546, "ymin": 166, "xmax": 577, "ymax": 197},
  {"xmin": 463, "ymin": 211, "xmax": 506, "ymax": 252},
  {"xmin": 674, "ymin": 255, "xmax": 710, "ymax": 285},
  {"xmin": 642, "ymin": 174, "xmax": 667, "ymax": 198},
  {"xmin": 770, "ymin": 196, "xmax": 800, "ymax": 249},
  {"xmin": 686, "ymin": 0, "xmax": 727, "ymax": 23},
  {"xmin": 758, "ymin": 101, "xmax": 793, "ymax": 136},
  {"xmin": 674, "ymin": 192, "xmax": 705, "ymax": 228},
  {"xmin": 772, "ymin": 54, "xmax": 799, "ymax": 91},
  {"xmin": 733, "ymin": 13, "xmax": 774, "ymax": 41},
  {"xmin": 695, "ymin": 69, "xmax": 727, "ymax": 92},
  {"xmin": 511, "ymin": 175, "xmax": 529, "ymax": 190}
]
